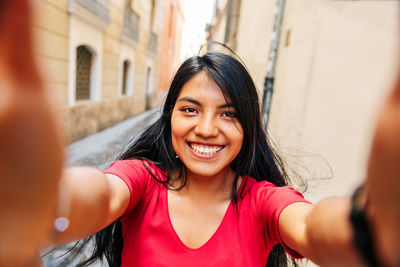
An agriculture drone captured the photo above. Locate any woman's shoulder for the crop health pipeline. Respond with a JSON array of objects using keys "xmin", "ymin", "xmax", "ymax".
[
  {"xmin": 104, "ymin": 159, "xmax": 167, "ymax": 216},
  {"xmin": 240, "ymin": 176, "xmax": 278, "ymax": 195},
  {"xmin": 240, "ymin": 176, "xmax": 309, "ymax": 223},
  {"xmin": 103, "ymin": 159, "xmax": 168, "ymax": 191},
  {"xmin": 240, "ymin": 176, "xmax": 306, "ymax": 204},
  {"xmin": 104, "ymin": 158, "xmax": 166, "ymax": 177}
]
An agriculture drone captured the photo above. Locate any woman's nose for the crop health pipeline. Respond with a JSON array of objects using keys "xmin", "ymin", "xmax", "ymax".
[{"xmin": 194, "ymin": 113, "xmax": 218, "ymax": 137}]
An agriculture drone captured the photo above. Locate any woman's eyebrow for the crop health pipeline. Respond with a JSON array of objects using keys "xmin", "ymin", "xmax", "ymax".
[
  {"xmin": 218, "ymin": 103, "xmax": 234, "ymax": 109},
  {"xmin": 177, "ymin": 97, "xmax": 234, "ymax": 109},
  {"xmin": 178, "ymin": 97, "xmax": 201, "ymax": 106}
]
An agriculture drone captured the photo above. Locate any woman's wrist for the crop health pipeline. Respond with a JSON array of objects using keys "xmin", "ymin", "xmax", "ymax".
[{"xmin": 349, "ymin": 185, "xmax": 381, "ymax": 267}]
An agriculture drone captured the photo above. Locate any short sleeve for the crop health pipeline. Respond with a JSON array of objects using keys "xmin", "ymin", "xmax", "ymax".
[
  {"xmin": 103, "ymin": 159, "xmax": 160, "ymax": 216},
  {"xmin": 252, "ymin": 181, "xmax": 311, "ymax": 259}
]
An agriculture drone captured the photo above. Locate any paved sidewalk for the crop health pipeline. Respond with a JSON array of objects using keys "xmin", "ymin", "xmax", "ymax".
[{"xmin": 66, "ymin": 108, "xmax": 160, "ymax": 169}]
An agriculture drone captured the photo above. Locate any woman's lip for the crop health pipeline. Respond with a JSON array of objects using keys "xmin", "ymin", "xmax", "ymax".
[
  {"xmin": 186, "ymin": 141, "xmax": 225, "ymax": 147},
  {"xmin": 186, "ymin": 142, "xmax": 224, "ymax": 159}
]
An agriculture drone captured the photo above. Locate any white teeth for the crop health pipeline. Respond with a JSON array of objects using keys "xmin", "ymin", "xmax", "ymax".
[{"xmin": 190, "ymin": 143, "xmax": 223, "ymax": 155}]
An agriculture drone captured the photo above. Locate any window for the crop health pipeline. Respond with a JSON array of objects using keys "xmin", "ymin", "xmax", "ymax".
[
  {"xmin": 75, "ymin": 45, "xmax": 93, "ymax": 101},
  {"xmin": 145, "ymin": 66, "xmax": 152, "ymax": 110},
  {"xmin": 147, "ymin": 0, "xmax": 158, "ymax": 53},
  {"xmin": 118, "ymin": 43, "xmax": 135, "ymax": 97},
  {"xmin": 122, "ymin": 60, "xmax": 130, "ymax": 96},
  {"xmin": 122, "ymin": 0, "xmax": 140, "ymax": 41},
  {"xmin": 150, "ymin": 0, "xmax": 156, "ymax": 30},
  {"xmin": 68, "ymin": 7, "xmax": 103, "ymax": 105}
]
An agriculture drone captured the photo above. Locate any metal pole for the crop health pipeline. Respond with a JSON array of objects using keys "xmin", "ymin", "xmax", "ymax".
[{"xmin": 261, "ymin": 0, "xmax": 286, "ymax": 127}]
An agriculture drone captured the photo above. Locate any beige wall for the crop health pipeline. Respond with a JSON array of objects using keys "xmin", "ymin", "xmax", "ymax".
[
  {"xmin": 269, "ymin": 0, "xmax": 399, "ymax": 201},
  {"xmin": 209, "ymin": 0, "xmax": 399, "ymax": 203},
  {"xmin": 33, "ymin": 0, "xmax": 69, "ymax": 107},
  {"xmin": 235, "ymin": 0, "xmax": 276, "ymax": 98},
  {"xmin": 209, "ymin": 0, "xmax": 228, "ymax": 45},
  {"xmin": 32, "ymin": 0, "xmax": 167, "ymax": 143}
]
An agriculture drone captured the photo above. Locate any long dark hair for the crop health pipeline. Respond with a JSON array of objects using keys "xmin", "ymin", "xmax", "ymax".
[{"xmin": 75, "ymin": 51, "xmax": 297, "ymax": 267}]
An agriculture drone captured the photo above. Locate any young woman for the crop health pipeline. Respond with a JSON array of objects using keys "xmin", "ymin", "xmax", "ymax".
[
  {"xmin": 71, "ymin": 51, "xmax": 312, "ymax": 267},
  {"xmin": 1, "ymin": 1, "xmax": 399, "ymax": 267}
]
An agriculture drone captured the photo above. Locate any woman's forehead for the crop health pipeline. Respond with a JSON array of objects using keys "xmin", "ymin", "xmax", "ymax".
[{"xmin": 177, "ymin": 72, "xmax": 232, "ymax": 105}]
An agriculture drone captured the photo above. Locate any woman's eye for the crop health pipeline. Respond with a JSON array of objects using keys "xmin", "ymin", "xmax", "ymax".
[
  {"xmin": 182, "ymin": 107, "xmax": 197, "ymax": 114},
  {"xmin": 222, "ymin": 111, "xmax": 236, "ymax": 118}
]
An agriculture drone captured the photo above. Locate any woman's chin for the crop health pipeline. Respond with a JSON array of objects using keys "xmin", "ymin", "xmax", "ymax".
[{"xmin": 184, "ymin": 162, "xmax": 232, "ymax": 179}]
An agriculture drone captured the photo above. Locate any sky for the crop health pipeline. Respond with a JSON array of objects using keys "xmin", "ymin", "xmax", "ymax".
[{"xmin": 179, "ymin": 0, "xmax": 215, "ymax": 60}]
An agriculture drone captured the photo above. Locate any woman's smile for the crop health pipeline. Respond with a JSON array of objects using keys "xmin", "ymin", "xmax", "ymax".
[
  {"xmin": 171, "ymin": 71, "xmax": 244, "ymax": 178},
  {"xmin": 187, "ymin": 142, "xmax": 225, "ymax": 158}
]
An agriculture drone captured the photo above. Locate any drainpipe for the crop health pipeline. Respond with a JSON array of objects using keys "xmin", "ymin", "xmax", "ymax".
[{"xmin": 261, "ymin": 0, "xmax": 286, "ymax": 128}]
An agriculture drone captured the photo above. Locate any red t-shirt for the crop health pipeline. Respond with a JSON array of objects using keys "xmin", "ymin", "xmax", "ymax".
[{"xmin": 104, "ymin": 159, "xmax": 309, "ymax": 267}]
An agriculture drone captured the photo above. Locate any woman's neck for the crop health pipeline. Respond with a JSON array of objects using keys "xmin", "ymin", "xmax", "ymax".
[{"xmin": 171, "ymin": 167, "xmax": 238, "ymax": 203}]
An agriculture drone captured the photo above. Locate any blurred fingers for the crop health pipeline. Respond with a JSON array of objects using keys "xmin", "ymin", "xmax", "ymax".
[{"xmin": 0, "ymin": 0, "xmax": 41, "ymax": 88}]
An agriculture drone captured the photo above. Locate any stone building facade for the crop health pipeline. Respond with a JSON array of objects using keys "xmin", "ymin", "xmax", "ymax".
[
  {"xmin": 32, "ymin": 0, "xmax": 181, "ymax": 143},
  {"xmin": 207, "ymin": 0, "xmax": 399, "ymax": 202}
]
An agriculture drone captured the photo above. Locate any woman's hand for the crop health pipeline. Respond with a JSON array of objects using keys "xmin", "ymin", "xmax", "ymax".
[
  {"xmin": 366, "ymin": 71, "xmax": 400, "ymax": 266},
  {"xmin": 0, "ymin": 1, "xmax": 64, "ymax": 266}
]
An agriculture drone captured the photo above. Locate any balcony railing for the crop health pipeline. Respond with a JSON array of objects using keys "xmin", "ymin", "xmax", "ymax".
[
  {"xmin": 122, "ymin": 7, "xmax": 140, "ymax": 41},
  {"xmin": 68, "ymin": 0, "xmax": 110, "ymax": 24}
]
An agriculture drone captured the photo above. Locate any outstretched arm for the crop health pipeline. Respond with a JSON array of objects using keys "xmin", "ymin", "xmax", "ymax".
[
  {"xmin": 278, "ymin": 70, "xmax": 400, "ymax": 267},
  {"xmin": 0, "ymin": 1, "xmax": 131, "ymax": 266},
  {"xmin": 366, "ymin": 69, "xmax": 400, "ymax": 266},
  {"xmin": 51, "ymin": 169, "xmax": 130, "ymax": 245},
  {"xmin": 279, "ymin": 200, "xmax": 362, "ymax": 266}
]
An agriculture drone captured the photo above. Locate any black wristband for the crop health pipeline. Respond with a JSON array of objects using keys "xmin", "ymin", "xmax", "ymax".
[{"xmin": 349, "ymin": 186, "xmax": 381, "ymax": 267}]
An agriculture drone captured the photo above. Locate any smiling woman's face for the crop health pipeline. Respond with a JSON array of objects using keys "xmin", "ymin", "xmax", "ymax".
[{"xmin": 171, "ymin": 71, "xmax": 244, "ymax": 178}]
